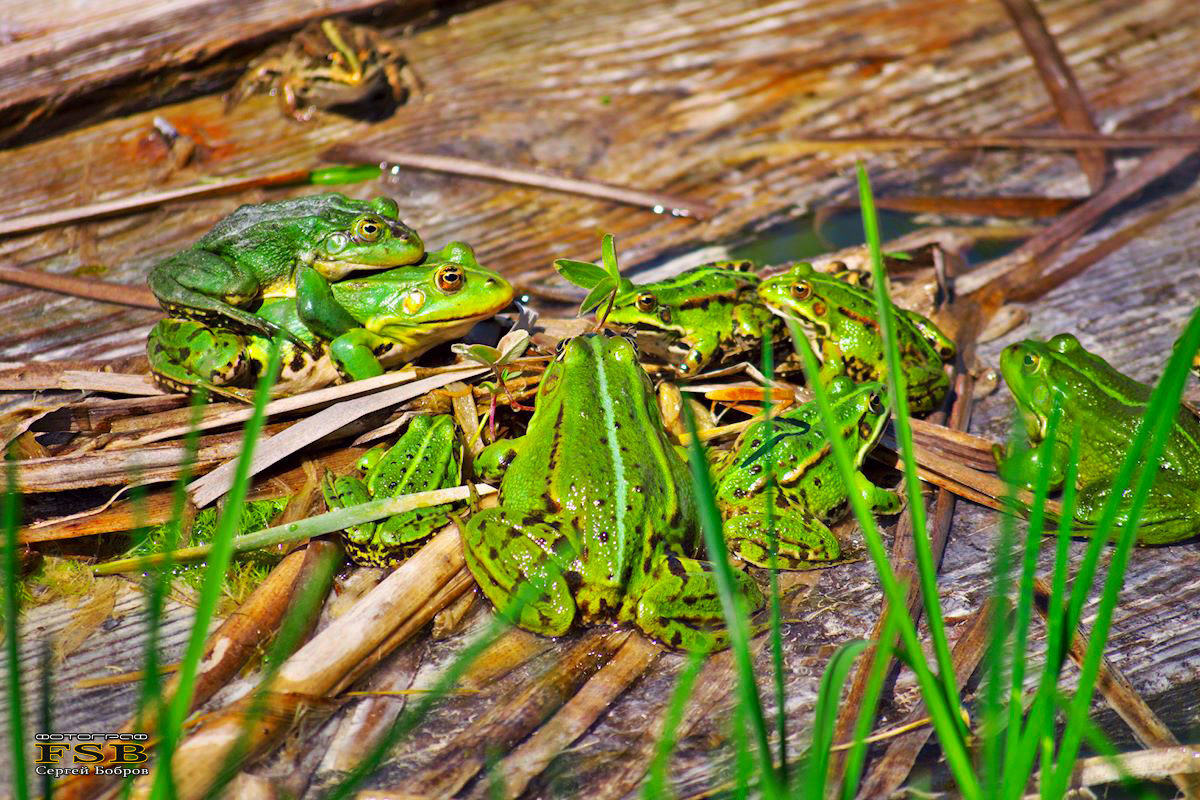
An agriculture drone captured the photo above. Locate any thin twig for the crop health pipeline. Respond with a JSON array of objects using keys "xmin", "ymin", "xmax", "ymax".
[
  {"xmin": 998, "ymin": 0, "xmax": 1108, "ymax": 190},
  {"xmin": 0, "ymin": 265, "xmax": 160, "ymax": 309},
  {"xmin": 323, "ymin": 144, "xmax": 717, "ymax": 219}
]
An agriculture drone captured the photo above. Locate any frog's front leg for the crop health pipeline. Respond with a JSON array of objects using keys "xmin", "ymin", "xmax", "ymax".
[
  {"xmin": 463, "ymin": 508, "xmax": 577, "ymax": 636},
  {"xmin": 327, "ymin": 329, "xmax": 394, "ymax": 380},
  {"xmin": 994, "ymin": 437, "xmax": 1069, "ymax": 491},
  {"xmin": 295, "ymin": 264, "xmax": 360, "ymax": 340},
  {"xmin": 148, "ymin": 250, "xmax": 296, "ymax": 345},
  {"xmin": 631, "ymin": 552, "xmax": 764, "ymax": 651},
  {"xmin": 722, "ymin": 512, "xmax": 841, "ymax": 570},
  {"xmin": 851, "ymin": 471, "xmax": 902, "ymax": 515},
  {"xmin": 678, "ymin": 330, "xmax": 721, "ymax": 376},
  {"xmin": 474, "ymin": 437, "xmax": 523, "ymax": 483},
  {"xmin": 902, "ymin": 308, "xmax": 957, "ymax": 362}
]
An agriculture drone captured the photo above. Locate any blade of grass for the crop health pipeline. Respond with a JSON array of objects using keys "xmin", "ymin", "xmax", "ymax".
[
  {"xmin": 1000, "ymin": 405, "xmax": 1063, "ymax": 795},
  {"xmin": 3, "ymin": 453, "xmax": 29, "ymax": 800},
  {"xmin": 858, "ymin": 163, "xmax": 962, "ymax": 732},
  {"xmin": 37, "ymin": 644, "xmax": 51, "ymax": 800},
  {"xmin": 760, "ymin": 337, "xmax": 789, "ymax": 784},
  {"xmin": 150, "ymin": 341, "xmax": 281, "ymax": 800},
  {"xmin": 643, "ymin": 650, "xmax": 706, "ymax": 799},
  {"xmin": 1047, "ymin": 307, "xmax": 1200, "ymax": 796},
  {"xmin": 681, "ymin": 403, "xmax": 781, "ymax": 797},
  {"xmin": 840, "ymin": 607, "xmax": 901, "ymax": 799},
  {"xmin": 803, "ymin": 639, "xmax": 868, "ymax": 798}
]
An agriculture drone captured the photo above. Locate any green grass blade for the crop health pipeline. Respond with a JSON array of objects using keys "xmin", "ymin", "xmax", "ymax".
[
  {"xmin": 3, "ymin": 454, "xmax": 30, "ymax": 800},
  {"xmin": 1047, "ymin": 307, "xmax": 1200, "ymax": 795},
  {"xmin": 643, "ymin": 650, "xmax": 705, "ymax": 799},
  {"xmin": 681, "ymin": 404, "xmax": 781, "ymax": 796},
  {"xmin": 149, "ymin": 343, "xmax": 281, "ymax": 800},
  {"xmin": 759, "ymin": 336, "xmax": 789, "ymax": 783},
  {"xmin": 856, "ymin": 163, "xmax": 962, "ymax": 731},
  {"xmin": 802, "ymin": 639, "xmax": 868, "ymax": 798},
  {"xmin": 840, "ymin": 607, "xmax": 901, "ymax": 800},
  {"xmin": 37, "ymin": 644, "xmax": 52, "ymax": 800}
]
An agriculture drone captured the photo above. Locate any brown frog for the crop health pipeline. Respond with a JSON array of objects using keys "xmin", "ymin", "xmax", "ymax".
[{"xmin": 226, "ymin": 19, "xmax": 417, "ymax": 121}]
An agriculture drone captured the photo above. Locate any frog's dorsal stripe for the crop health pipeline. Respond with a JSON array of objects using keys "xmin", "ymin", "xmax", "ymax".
[
  {"xmin": 676, "ymin": 291, "xmax": 740, "ymax": 311},
  {"xmin": 837, "ymin": 306, "xmax": 881, "ymax": 333},
  {"xmin": 593, "ymin": 337, "xmax": 630, "ymax": 564}
]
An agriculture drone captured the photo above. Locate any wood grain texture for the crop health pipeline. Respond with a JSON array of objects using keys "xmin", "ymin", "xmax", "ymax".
[{"xmin": 3, "ymin": 0, "xmax": 1200, "ymax": 796}]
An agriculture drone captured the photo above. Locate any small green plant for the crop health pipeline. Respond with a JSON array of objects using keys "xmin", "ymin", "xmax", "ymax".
[{"xmin": 554, "ymin": 232, "xmax": 633, "ymax": 326}]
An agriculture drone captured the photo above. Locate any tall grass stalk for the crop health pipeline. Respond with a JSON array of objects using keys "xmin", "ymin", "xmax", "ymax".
[
  {"xmin": 857, "ymin": 164, "xmax": 962, "ymax": 730},
  {"xmin": 839, "ymin": 607, "xmax": 901, "ymax": 799},
  {"xmin": 3, "ymin": 454, "xmax": 29, "ymax": 800},
  {"xmin": 149, "ymin": 342, "xmax": 281, "ymax": 800},
  {"xmin": 682, "ymin": 404, "xmax": 782, "ymax": 796},
  {"xmin": 802, "ymin": 638, "xmax": 867, "ymax": 798},
  {"xmin": 643, "ymin": 649, "xmax": 705, "ymax": 798}
]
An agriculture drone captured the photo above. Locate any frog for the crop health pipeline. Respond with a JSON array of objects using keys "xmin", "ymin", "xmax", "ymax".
[
  {"xmin": 147, "ymin": 242, "xmax": 513, "ymax": 398},
  {"xmin": 226, "ymin": 19, "xmax": 415, "ymax": 122},
  {"xmin": 147, "ymin": 192, "xmax": 424, "ymax": 345},
  {"xmin": 323, "ymin": 414, "xmax": 460, "ymax": 567},
  {"xmin": 997, "ymin": 333, "xmax": 1200, "ymax": 544},
  {"xmin": 604, "ymin": 261, "xmax": 787, "ymax": 377},
  {"xmin": 463, "ymin": 333, "xmax": 765, "ymax": 651},
  {"xmin": 757, "ymin": 262, "xmax": 956, "ymax": 413},
  {"xmin": 714, "ymin": 377, "xmax": 900, "ymax": 567}
]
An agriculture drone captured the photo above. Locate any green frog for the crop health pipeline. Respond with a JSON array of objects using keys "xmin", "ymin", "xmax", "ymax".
[
  {"xmin": 463, "ymin": 333, "xmax": 764, "ymax": 651},
  {"xmin": 323, "ymin": 415, "xmax": 460, "ymax": 567},
  {"xmin": 714, "ymin": 377, "xmax": 900, "ymax": 567},
  {"xmin": 147, "ymin": 193, "xmax": 424, "ymax": 344},
  {"xmin": 605, "ymin": 261, "xmax": 785, "ymax": 377},
  {"xmin": 147, "ymin": 242, "xmax": 513, "ymax": 398},
  {"xmin": 998, "ymin": 333, "xmax": 1200, "ymax": 544},
  {"xmin": 757, "ymin": 262, "xmax": 956, "ymax": 412}
]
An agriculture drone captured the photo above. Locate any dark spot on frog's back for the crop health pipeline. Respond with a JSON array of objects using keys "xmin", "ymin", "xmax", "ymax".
[
  {"xmin": 668, "ymin": 629, "xmax": 682, "ymax": 648},
  {"xmin": 667, "ymin": 555, "xmax": 687, "ymax": 578},
  {"xmin": 290, "ymin": 352, "xmax": 307, "ymax": 373}
]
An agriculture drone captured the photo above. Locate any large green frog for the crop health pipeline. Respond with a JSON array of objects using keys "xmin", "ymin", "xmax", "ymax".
[
  {"xmin": 148, "ymin": 193, "xmax": 424, "ymax": 342},
  {"xmin": 463, "ymin": 333, "xmax": 764, "ymax": 651},
  {"xmin": 147, "ymin": 242, "xmax": 513, "ymax": 398},
  {"xmin": 757, "ymin": 263, "xmax": 956, "ymax": 413},
  {"xmin": 605, "ymin": 261, "xmax": 785, "ymax": 377},
  {"xmin": 714, "ymin": 377, "xmax": 900, "ymax": 568},
  {"xmin": 323, "ymin": 414, "xmax": 461, "ymax": 567},
  {"xmin": 998, "ymin": 333, "xmax": 1200, "ymax": 544}
]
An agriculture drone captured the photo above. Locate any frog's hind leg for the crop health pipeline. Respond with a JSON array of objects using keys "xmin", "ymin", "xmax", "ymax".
[
  {"xmin": 631, "ymin": 552, "xmax": 764, "ymax": 651},
  {"xmin": 676, "ymin": 331, "xmax": 721, "ymax": 376},
  {"xmin": 463, "ymin": 508, "xmax": 577, "ymax": 636},
  {"xmin": 852, "ymin": 472, "xmax": 903, "ymax": 515},
  {"xmin": 147, "ymin": 319, "xmax": 254, "ymax": 401},
  {"xmin": 723, "ymin": 512, "xmax": 842, "ymax": 570},
  {"xmin": 148, "ymin": 250, "xmax": 304, "ymax": 347}
]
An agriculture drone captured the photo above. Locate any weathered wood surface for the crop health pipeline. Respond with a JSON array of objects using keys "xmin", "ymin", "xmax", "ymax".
[{"xmin": 2, "ymin": 0, "xmax": 1200, "ymax": 797}]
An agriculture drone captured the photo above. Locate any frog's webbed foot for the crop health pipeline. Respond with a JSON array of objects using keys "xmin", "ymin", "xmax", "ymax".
[
  {"xmin": 632, "ymin": 553, "xmax": 764, "ymax": 651},
  {"xmin": 147, "ymin": 318, "xmax": 253, "ymax": 400},
  {"xmin": 723, "ymin": 513, "xmax": 842, "ymax": 570},
  {"xmin": 463, "ymin": 509, "xmax": 577, "ymax": 636}
]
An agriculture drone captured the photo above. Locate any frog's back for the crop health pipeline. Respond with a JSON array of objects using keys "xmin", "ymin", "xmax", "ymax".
[{"xmin": 196, "ymin": 193, "xmax": 359, "ymax": 250}]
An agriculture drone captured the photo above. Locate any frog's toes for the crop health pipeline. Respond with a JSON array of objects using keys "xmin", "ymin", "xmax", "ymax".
[
  {"xmin": 633, "ymin": 553, "xmax": 763, "ymax": 651},
  {"xmin": 724, "ymin": 513, "xmax": 841, "ymax": 570}
]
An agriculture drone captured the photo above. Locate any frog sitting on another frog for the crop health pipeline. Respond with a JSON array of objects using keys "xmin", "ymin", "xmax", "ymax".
[
  {"xmin": 758, "ymin": 262, "xmax": 956, "ymax": 413},
  {"xmin": 464, "ymin": 333, "xmax": 764, "ymax": 651},
  {"xmin": 604, "ymin": 261, "xmax": 788, "ymax": 377},
  {"xmin": 226, "ymin": 19, "xmax": 415, "ymax": 122},
  {"xmin": 998, "ymin": 333, "xmax": 1200, "ymax": 544},
  {"xmin": 147, "ymin": 242, "xmax": 513, "ymax": 398},
  {"xmin": 148, "ymin": 193, "xmax": 425, "ymax": 345},
  {"xmin": 324, "ymin": 415, "xmax": 461, "ymax": 567},
  {"xmin": 714, "ymin": 377, "xmax": 900, "ymax": 568}
]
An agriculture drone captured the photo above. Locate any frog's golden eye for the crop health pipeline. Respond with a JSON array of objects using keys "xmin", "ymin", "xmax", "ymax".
[
  {"xmin": 636, "ymin": 293, "xmax": 657, "ymax": 313},
  {"xmin": 790, "ymin": 281, "xmax": 812, "ymax": 301},
  {"xmin": 353, "ymin": 216, "xmax": 386, "ymax": 243},
  {"xmin": 435, "ymin": 265, "xmax": 465, "ymax": 294},
  {"xmin": 1022, "ymin": 352, "xmax": 1041, "ymax": 372},
  {"xmin": 868, "ymin": 394, "xmax": 884, "ymax": 414}
]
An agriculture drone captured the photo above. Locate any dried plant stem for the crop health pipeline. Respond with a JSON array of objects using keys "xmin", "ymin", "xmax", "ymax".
[
  {"xmin": 324, "ymin": 144, "xmax": 716, "ymax": 219},
  {"xmin": 0, "ymin": 264, "xmax": 160, "ymax": 308},
  {"xmin": 130, "ymin": 525, "xmax": 470, "ymax": 800}
]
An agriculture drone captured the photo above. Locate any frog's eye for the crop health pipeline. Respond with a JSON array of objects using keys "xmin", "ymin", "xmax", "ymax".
[
  {"xmin": 636, "ymin": 293, "xmax": 657, "ymax": 313},
  {"xmin": 1022, "ymin": 352, "xmax": 1041, "ymax": 373},
  {"xmin": 435, "ymin": 265, "xmax": 465, "ymax": 294},
  {"xmin": 868, "ymin": 394, "xmax": 885, "ymax": 414},
  {"xmin": 353, "ymin": 216, "xmax": 386, "ymax": 243},
  {"xmin": 554, "ymin": 338, "xmax": 569, "ymax": 357},
  {"xmin": 790, "ymin": 281, "xmax": 812, "ymax": 301}
]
